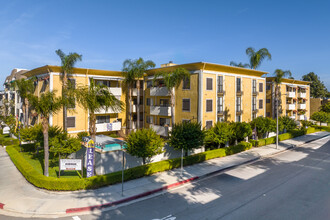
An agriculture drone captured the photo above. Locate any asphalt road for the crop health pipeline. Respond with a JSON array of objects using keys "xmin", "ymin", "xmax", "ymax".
[{"xmin": 2, "ymin": 136, "xmax": 330, "ymax": 220}]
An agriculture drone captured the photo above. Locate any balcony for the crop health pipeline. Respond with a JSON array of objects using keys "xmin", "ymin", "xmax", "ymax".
[
  {"xmin": 289, "ymin": 116, "xmax": 296, "ymax": 120},
  {"xmin": 298, "ymin": 92, "xmax": 306, "ymax": 98},
  {"xmin": 96, "ymin": 122, "xmax": 121, "ymax": 132},
  {"xmin": 236, "ymin": 90, "xmax": 243, "ymax": 96},
  {"xmin": 252, "ymin": 108, "xmax": 258, "ymax": 113},
  {"xmin": 298, "ymin": 103, "xmax": 306, "ymax": 109},
  {"xmin": 95, "ymin": 107, "xmax": 122, "ymax": 114},
  {"xmin": 132, "ymin": 88, "xmax": 144, "ymax": 96},
  {"xmin": 150, "ymin": 124, "xmax": 171, "ymax": 137},
  {"xmin": 107, "ymin": 87, "xmax": 122, "ymax": 96},
  {"xmin": 286, "ymin": 104, "xmax": 295, "ymax": 110},
  {"xmin": 299, "ymin": 115, "xmax": 305, "ymax": 120},
  {"xmin": 236, "ymin": 109, "xmax": 243, "ymax": 115},
  {"xmin": 217, "ymin": 110, "xmax": 225, "ymax": 115},
  {"xmin": 150, "ymin": 106, "xmax": 171, "ymax": 116},
  {"xmin": 252, "ymin": 90, "xmax": 258, "ymax": 96},
  {"xmin": 150, "ymin": 87, "xmax": 170, "ymax": 96},
  {"xmin": 132, "ymin": 105, "xmax": 143, "ymax": 113},
  {"xmin": 287, "ymin": 92, "xmax": 296, "ymax": 98},
  {"xmin": 217, "ymin": 90, "xmax": 225, "ymax": 96}
]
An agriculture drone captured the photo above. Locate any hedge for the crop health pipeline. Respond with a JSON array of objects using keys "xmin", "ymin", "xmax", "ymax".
[
  {"xmin": 6, "ymin": 141, "xmax": 252, "ymax": 191},
  {"xmin": 251, "ymin": 126, "xmax": 326, "ymax": 147}
]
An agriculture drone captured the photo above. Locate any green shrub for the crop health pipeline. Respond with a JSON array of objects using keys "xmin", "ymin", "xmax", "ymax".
[
  {"xmin": 226, "ymin": 142, "xmax": 252, "ymax": 155},
  {"xmin": 77, "ymin": 131, "xmax": 89, "ymax": 141}
]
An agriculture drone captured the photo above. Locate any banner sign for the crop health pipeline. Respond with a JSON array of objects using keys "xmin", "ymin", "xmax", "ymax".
[
  {"xmin": 86, "ymin": 139, "xmax": 95, "ymax": 178},
  {"xmin": 60, "ymin": 159, "xmax": 82, "ymax": 171}
]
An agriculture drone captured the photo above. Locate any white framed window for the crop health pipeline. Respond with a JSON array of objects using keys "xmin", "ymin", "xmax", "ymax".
[
  {"xmin": 206, "ymin": 99, "xmax": 213, "ymax": 112},
  {"xmin": 206, "ymin": 78, "xmax": 213, "ymax": 91},
  {"xmin": 67, "ymin": 116, "xmax": 76, "ymax": 128},
  {"xmin": 205, "ymin": 120, "xmax": 213, "ymax": 129},
  {"xmin": 182, "ymin": 78, "xmax": 190, "ymax": 90}
]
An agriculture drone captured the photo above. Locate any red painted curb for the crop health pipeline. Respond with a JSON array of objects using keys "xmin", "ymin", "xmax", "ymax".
[
  {"xmin": 66, "ymin": 176, "xmax": 199, "ymax": 214},
  {"xmin": 0, "ymin": 203, "xmax": 4, "ymax": 209}
]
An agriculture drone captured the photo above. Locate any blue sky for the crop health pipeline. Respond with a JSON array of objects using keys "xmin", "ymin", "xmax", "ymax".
[{"xmin": 0, "ymin": 0, "xmax": 329, "ymax": 89}]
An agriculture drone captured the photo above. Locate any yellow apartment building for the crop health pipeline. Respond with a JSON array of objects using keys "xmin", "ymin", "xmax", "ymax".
[
  {"xmin": 23, "ymin": 65, "xmax": 128, "ymax": 136},
  {"xmin": 143, "ymin": 62, "xmax": 267, "ymax": 136},
  {"xmin": 266, "ymin": 78, "xmax": 310, "ymax": 121}
]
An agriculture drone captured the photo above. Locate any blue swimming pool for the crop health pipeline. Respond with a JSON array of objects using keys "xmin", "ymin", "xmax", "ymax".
[{"xmin": 95, "ymin": 143, "xmax": 126, "ymax": 152}]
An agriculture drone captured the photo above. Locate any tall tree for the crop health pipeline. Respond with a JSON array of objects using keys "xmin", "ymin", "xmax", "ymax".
[
  {"xmin": 55, "ymin": 49, "xmax": 82, "ymax": 132},
  {"xmin": 246, "ymin": 47, "xmax": 272, "ymax": 69},
  {"xmin": 28, "ymin": 91, "xmax": 62, "ymax": 176},
  {"xmin": 153, "ymin": 67, "xmax": 190, "ymax": 127},
  {"xmin": 12, "ymin": 78, "xmax": 35, "ymax": 127},
  {"xmin": 75, "ymin": 80, "xmax": 124, "ymax": 143},
  {"xmin": 122, "ymin": 58, "xmax": 155, "ymax": 130},
  {"xmin": 302, "ymin": 72, "xmax": 329, "ymax": 98}
]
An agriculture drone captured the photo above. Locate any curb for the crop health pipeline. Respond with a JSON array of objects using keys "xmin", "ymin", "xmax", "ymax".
[
  {"xmin": 65, "ymin": 133, "xmax": 330, "ymax": 214},
  {"xmin": 0, "ymin": 203, "xmax": 4, "ymax": 209},
  {"xmin": 66, "ymin": 177, "xmax": 199, "ymax": 213}
]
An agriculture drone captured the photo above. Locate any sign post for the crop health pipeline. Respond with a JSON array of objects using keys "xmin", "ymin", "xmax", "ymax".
[
  {"xmin": 59, "ymin": 159, "xmax": 82, "ymax": 178},
  {"xmin": 86, "ymin": 139, "xmax": 95, "ymax": 178}
]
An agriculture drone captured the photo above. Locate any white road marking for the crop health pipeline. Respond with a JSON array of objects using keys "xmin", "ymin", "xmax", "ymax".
[
  {"xmin": 152, "ymin": 214, "xmax": 176, "ymax": 220},
  {"xmin": 72, "ymin": 216, "xmax": 81, "ymax": 220}
]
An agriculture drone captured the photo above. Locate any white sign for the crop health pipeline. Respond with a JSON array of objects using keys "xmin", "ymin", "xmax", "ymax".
[{"xmin": 60, "ymin": 159, "xmax": 82, "ymax": 171}]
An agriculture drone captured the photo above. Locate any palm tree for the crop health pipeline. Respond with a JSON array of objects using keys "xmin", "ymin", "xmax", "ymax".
[
  {"xmin": 230, "ymin": 61, "xmax": 250, "ymax": 68},
  {"xmin": 153, "ymin": 67, "xmax": 190, "ymax": 127},
  {"xmin": 273, "ymin": 69, "xmax": 292, "ymax": 148},
  {"xmin": 12, "ymin": 78, "xmax": 35, "ymax": 127},
  {"xmin": 55, "ymin": 49, "xmax": 82, "ymax": 132},
  {"xmin": 75, "ymin": 80, "xmax": 124, "ymax": 143},
  {"xmin": 28, "ymin": 91, "xmax": 62, "ymax": 176},
  {"xmin": 122, "ymin": 58, "xmax": 155, "ymax": 130},
  {"xmin": 246, "ymin": 47, "xmax": 272, "ymax": 69}
]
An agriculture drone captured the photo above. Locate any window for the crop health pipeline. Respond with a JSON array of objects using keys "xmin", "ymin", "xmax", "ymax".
[
  {"xmin": 266, "ymin": 99, "xmax": 271, "ymax": 103},
  {"xmin": 236, "ymin": 115, "xmax": 241, "ymax": 122},
  {"xmin": 146, "ymin": 98, "xmax": 150, "ymax": 106},
  {"xmin": 236, "ymin": 97, "xmax": 241, "ymax": 112},
  {"xmin": 147, "ymin": 81, "xmax": 153, "ymax": 88},
  {"xmin": 266, "ymin": 112, "xmax": 271, "ymax": 117},
  {"xmin": 217, "ymin": 97, "xmax": 223, "ymax": 113},
  {"xmin": 205, "ymin": 121, "xmax": 213, "ymax": 129},
  {"xmin": 236, "ymin": 78, "xmax": 242, "ymax": 92},
  {"xmin": 217, "ymin": 75, "xmax": 224, "ymax": 93},
  {"xmin": 159, "ymin": 118, "xmax": 170, "ymax": 126},
  {"xmin": 259, "ymin": 99, "xmax": 263, "ymax": 109},
  {"xmin": 67, "ymin": 117, "xmax": 75, "ymax": 128},
  {"xmin": 146, "ymin": 116, "xmax": 153, "ymax": 124},
  {"xmin": 96, "ymin": 115, "xmax": 110, "ymax": 124},
  {"xmin": 182, "ymin": 78, "xmax": 190, "ymax": 90},
  {"xmin": 259, "ymin": 83, "xmax": 263, "ymax": 92},
  {"xmin": 252, "ymin": 97, "xmax": 257, "ymax": 111},
  {"xmin": 68, "ymin": 78, "xmax": 76, "ymax": 89},
  {"xmin": 252, "ymin": 79, "xmax": 257, "ymax": 93},
  {"xmin": 182, "ymin": 99, "xmax": 190, "ymax": 111},
  {"xmin": 206, "ymin": 78, "xmax": 213, "ymax": 90},
  {"xmin": 206, "ymin": 99, "xmax": 213, "ymax": 112},
  {"xmin": 159, "ymin": 99, "xmax": 169, "ymax": 107},
  {"xmin": 266, "ymin": 84, "xmax": 271, "ymax": 90},
  {"xmin": 96, "ymin": 80, "xmax": 110, "ymax": 87}
]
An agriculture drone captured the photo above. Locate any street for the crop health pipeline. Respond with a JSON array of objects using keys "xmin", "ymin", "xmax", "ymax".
[{"xmin": 1, "ymin": 136, "xmax": 330, "ymax": 220}]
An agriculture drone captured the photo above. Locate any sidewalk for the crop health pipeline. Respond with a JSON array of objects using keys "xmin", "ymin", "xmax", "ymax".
[{"xmin": 0, "ymin": 131, "xmax": 329, "ymax": 218}]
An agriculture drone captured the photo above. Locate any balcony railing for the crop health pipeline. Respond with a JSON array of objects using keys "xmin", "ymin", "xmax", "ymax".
[
  {"xmin": 132, "ymin": 105, "xmax": 143, "ymax": 113},
  {"xmin": 150, "ymin": 106, "xmax": 171, "ymax": 116},
  {"xmin": 95, "ymin": 107, "xmax": 122, "ymax": 114},
  {"xmin": 236, "ymin": 109, "xmax": 243, "ymax": 114},
  {"xmin": 150, "ymin": 124, "xmax": 171, "ymax": 137},
  {"xmin": 150, "ymin": 87, "xmax": 170, "ymax": 96},
  {"xmin": 217, "ymin": 89, "xmax": 225, "ymax": 96},
  {"xmin": 289, "ymin": 116, "xmax": 296, "ymax": 120},
  {"xmin": 236, "ymin": 90, "xmax": 243, "ymax": 96},
  {"xmin": 287, "ymin": 92, "xmax": 296, "ymax": 98},
  {"xmin": 252, "ymin": 90, "xmax": 258, "ymax": 96},
  {"xmin": 96, "ymin": 122, "xmax": 121, "ymax": 132},
  {"xmin": 298, "ymin": 103, "xmax": 306, "ymax": 109},
  {"xmin": 108, "ymin": 87, "xmax": 122, "ymax": 96},
  {"xmin": 298, "ymin": 92, "xmax": 306, "ymax": 98},
  {"xmin": 286, "ymin": 104, "xmax": 296, "ymax": 110}
]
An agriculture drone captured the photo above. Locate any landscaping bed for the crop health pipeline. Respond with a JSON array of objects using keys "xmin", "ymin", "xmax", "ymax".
[{"xmin": 4, "ymin": 126, "xmax": 329, "ymax": 191}]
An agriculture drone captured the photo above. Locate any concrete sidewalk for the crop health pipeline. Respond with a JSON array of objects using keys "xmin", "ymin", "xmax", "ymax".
[{"xmin": 0, "ymin": 131, "xmax": 329, "ymax": 218}]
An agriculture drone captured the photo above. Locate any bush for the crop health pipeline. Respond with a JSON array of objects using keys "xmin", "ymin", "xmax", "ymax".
[
  {"xmin": 205, "ymin": 122, "xmax": 232, "ymax": 149},
  {"xmin": 77, "ymin": 131, "xmax": 89, "ymax": 141},
  {"xmin": 226, "ymin": 142, "xmax": 252, "ymax": 155}
]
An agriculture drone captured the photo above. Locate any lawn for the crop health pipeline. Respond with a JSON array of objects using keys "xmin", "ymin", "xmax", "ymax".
[{"xmin": 12, "ymin": 142, "xmax": 84, "ymax": 179}]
